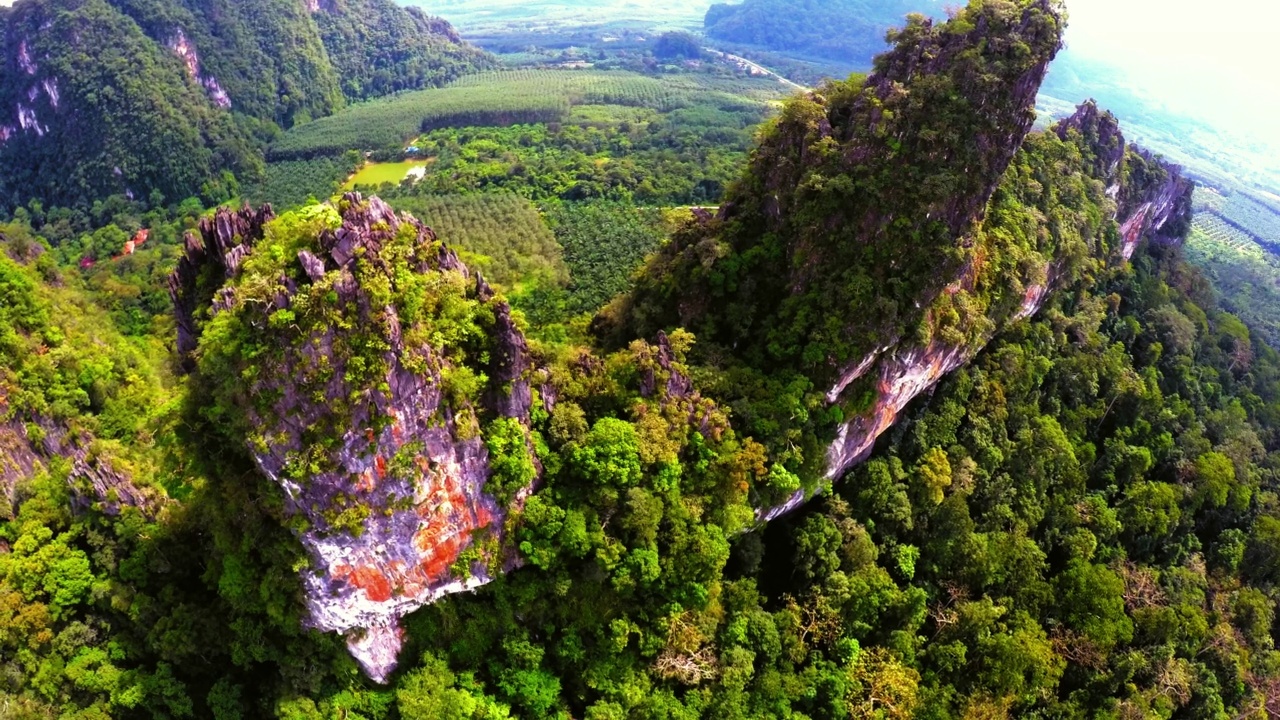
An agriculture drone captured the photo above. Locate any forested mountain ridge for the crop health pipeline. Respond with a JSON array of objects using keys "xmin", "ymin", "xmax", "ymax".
[
  {"xmin": 12, "ymin": 0, "xmax": 1280, "ymax": 716},
  {"xmin": 0, "ymin": 0, "xmax": 490, "ymax": 211},
  {"xmin": 152, "ymin": 0, "xmax": 1183, "ymax": 689},
  {"xmin": 604, "ymin": 0, "xmax": 1126, "ymax": 499}
]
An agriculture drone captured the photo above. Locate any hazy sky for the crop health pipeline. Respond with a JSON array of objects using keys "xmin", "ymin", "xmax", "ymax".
[{"xmin": 1062, "ymin": 0, "xmax": 1279, "ymax": 143}]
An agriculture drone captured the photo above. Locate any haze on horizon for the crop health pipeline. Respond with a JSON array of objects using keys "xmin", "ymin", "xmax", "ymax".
[{"xmin": 1061, "ymin": 0, "xmax": 1278, "ymax": 150}]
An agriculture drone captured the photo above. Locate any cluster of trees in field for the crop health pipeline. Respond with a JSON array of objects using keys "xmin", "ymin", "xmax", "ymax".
[
  {"xmin": 243, "ymin": 153, "xmax": 363, "ymax": 210},
  {"xmin": 374, "ymin": 118, "xmax": 756, "ymax": 207},
  {"xmin": 542, "ymin": 201, "xmax": 667, "ymax": 316}
]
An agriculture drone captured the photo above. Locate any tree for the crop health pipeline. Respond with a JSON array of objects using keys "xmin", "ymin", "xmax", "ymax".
[
  {"xmin": 399, "ymin": 653, "xmax": 511, "ymax": 719},
  {"xmin": 1053, "ymin": 561, "xmax": 1132, "ymax": 650},
  {"xmin": 653, "ymin": 32, "xmax": 703, "ymax": 61}
]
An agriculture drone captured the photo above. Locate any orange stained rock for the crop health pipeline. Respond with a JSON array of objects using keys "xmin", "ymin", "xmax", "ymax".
[
  {"xmin": 413, "ymin": 524, "xmax": 444, "ymax": 553},
  {"xmin": 419, "ymin": 532, "xmax": 470, "ymax": 581},
  {"xmin": 375, "ymin": 455, "xmax": 387, "ymax": 479},
  {"xmin": 334, "ymin": 563, "xmax": 396, "ymax": 602},
  {"xmin": 333, "ymin": 464, "xmax": 504, "ymax": 604},
  {"xmin": 357, "ymin": 468, "xmax": 375, "ymax": 492}
]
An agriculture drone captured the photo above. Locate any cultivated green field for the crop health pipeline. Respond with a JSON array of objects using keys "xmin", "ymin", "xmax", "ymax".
[
  {"xmin": 1186, "ymin": 214, "xmax": 1280, "ymax": 348},
  {"xmin": 267, "ymin": 69, "xmax": 790, "ymax": 161},
  {"xmin": 415, "ymin": 0, "xmax": 707, "ymax": 33},
  {"xmin": 344, "ymin": 160, "xmax": 436, "ymax": 190}
]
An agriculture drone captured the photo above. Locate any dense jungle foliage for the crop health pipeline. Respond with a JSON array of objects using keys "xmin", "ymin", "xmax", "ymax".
[
  {"xmin": 8, "ymin": 0, "xmax": 1280, "ymax": 717},
  {"xmin": 312, "ymin": 0, "xmax": 493, "ymax": 101},
  {"xmin": 0, "ymin": 0, "xmax": 261, "ymax": 213},
  {"xmin": 610, "ymin": 0, "xmax": 1066, "ymax": 387}
]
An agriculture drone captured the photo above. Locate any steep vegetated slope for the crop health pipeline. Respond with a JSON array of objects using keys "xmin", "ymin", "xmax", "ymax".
[
  {"xmin": 0, "ymin": 0, "xmax": 489, "ymax": 211},
  {"xmin": 313, "ymin": 0, "xmax": 489, "ymax": 101},
  {"xmin": 0, "ymin": 0, "xmax": 260, "ymax": 211},
  {"xmin": 604, "ymin": 0, "xmax": 1113, "ymax": 501},
  {"xmin": 0, "ymin": 231, "xmax": 168, "ymax": 521}
]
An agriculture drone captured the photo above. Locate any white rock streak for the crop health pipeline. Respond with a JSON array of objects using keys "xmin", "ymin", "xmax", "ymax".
[
  {"xmin": 759, "ymin": 271, "xmax": 1053, "ymax": 523},
  {"xmin": 167, "ymin": 29, "xmax": 232, "ymax": 109},
  {"xmin": 17, "ymin": 41, "xmax": 36, "ymax": 75}
]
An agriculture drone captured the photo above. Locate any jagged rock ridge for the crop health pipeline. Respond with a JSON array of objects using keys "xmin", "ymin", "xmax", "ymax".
[
  {"xmin": 0, "ymin": 411, "xmax": 158, "ymax": 521},
  {"xmin": 169, "ymin": 203, "xmax": 277, "ymax": 368},
  {"xmin": 174, "ymin": 194, "xmax": 539, "ymax": 682}
]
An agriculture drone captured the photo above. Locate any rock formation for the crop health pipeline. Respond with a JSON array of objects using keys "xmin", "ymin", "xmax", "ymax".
[
  {"xmin": 166, "ymin": 1, "xmax": 1196, "ymax": 682},
  {"xmin": 175, "ymin": 194, "xmax": 539, "ymax": 681},
  {"xmin": 1117, "ymin": 149, "xmax": 1195, "ymax": 261},
  {"xmin": 602, "ymin": 0, "xmax": 1067, "ymax": 384},
  {"xmin": 0, "ymin": 411, "xmax": 157, "ymax": 520},
  {"xmin": 764, "ymin": 102, "xmax": 1195, "ymax": 519},
  {"xmin": 168, "ymin": 203, "xmax": 276, "ymax": 367},
  {"xmin": 1054, "ymin": 99, "xmax": 1126, "ymax": 181}
]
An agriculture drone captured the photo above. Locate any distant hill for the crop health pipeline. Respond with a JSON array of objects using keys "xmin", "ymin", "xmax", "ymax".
[
  {"xmin": 0, "ymin": 0, "xmax": 491, "ymax": 211},
  {"xmin": 703, "ymin": 0, "xmax": 944, "ymax": 65}
]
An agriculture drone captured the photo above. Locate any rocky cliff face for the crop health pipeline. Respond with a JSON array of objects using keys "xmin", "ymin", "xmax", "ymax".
[
  {"xmin": 0, "ymin": 412, "xmax": 158, "ymax": 521},
  {"xmin": 166, "ymin": 28, "xmax": 231, "ymax": 109},
  {"xmin": 169, "ymin": 204, "xmax": 276, "ymax": 369},
  {"xmin": 176, "ymin": 194, "xmax": 538, "ymax": 681},
  {"xmin": 1117, "ymin": 149, "xmax": 1195, "ymax": 261}
]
